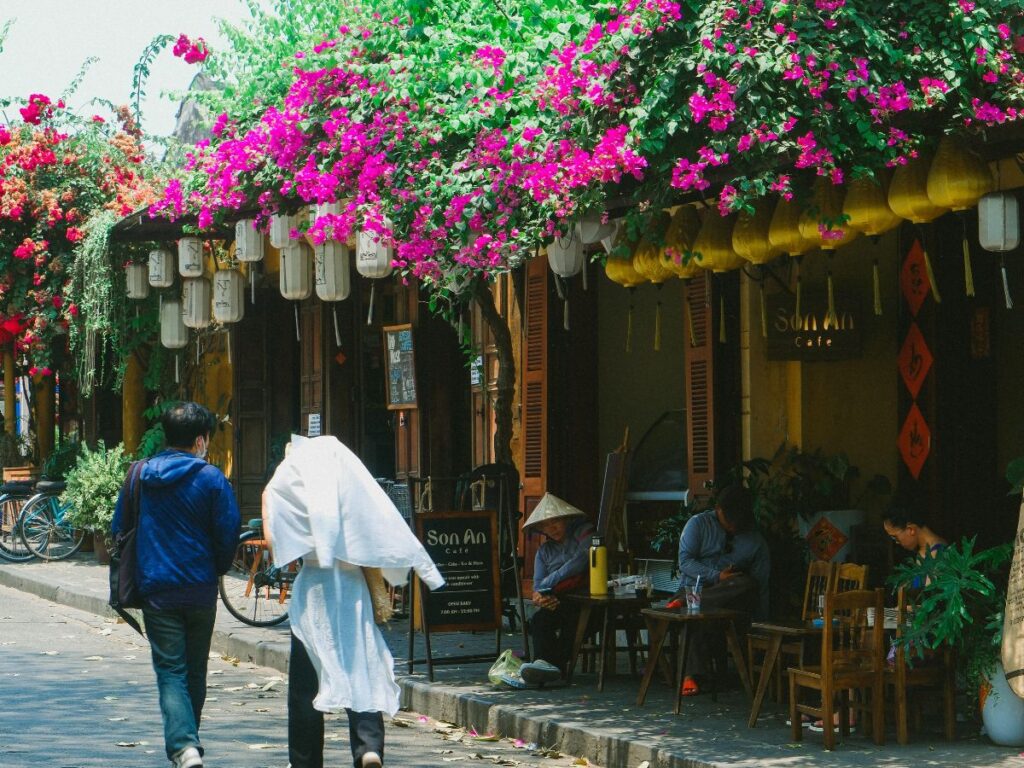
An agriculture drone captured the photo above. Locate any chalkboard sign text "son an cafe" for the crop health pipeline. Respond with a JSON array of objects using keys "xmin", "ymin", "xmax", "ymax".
[{"xmin": 765, "ymin": 293, "xmax": 862, "ymax": 361}]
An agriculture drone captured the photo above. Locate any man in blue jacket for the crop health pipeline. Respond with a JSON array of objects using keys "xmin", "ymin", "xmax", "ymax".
[{"xmin": 112, "ymin": 402, "xmax": 240, "ymax": 768}]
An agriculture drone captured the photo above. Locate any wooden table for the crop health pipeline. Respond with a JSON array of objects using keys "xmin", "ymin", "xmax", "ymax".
[
  {"xmin": 636, "ymin": 607, "xmax": 752, "ymax": 715},
  {"xmin": 564, "ymin": 593, "xmax": 650, "ymax": 692},
  {"xmin": 746, "ymin": 619, "xmax": 822, "ymax": 727}
]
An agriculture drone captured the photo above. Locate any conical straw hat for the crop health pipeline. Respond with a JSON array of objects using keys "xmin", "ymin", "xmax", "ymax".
[{"xmin": 524, "ymin": 493, "xmax": 585, "ymax": 529}]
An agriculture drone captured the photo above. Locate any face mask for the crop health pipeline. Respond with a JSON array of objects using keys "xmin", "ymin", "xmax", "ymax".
[{"xmin": 195, "ymin": 437, "xmax": 208, "ymax": 461}]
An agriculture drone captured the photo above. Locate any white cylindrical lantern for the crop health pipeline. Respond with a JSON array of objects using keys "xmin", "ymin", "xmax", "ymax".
[
  {"xmin": 577, "ymin": 215, "xmax": 616, "ymax": 245},
  {"xmin": 317, "ymin": 201, "xmax": 343, "ymax": 219},
  {"xmin": 126, "ymin": 263, "xmax": 149, "ymax": 300},
  {"xmin": 213, "ymin": 269, "xmax": 245, "ymax": 324},
  {"xmin": 177, "ymin": 237, "xmax": 204, "ymax": 277},
  {"xmin": 269, "ymin": 213, "xmax": 298, "ymax": 250},
  {"xmin": 280, "ymin": 242, "xmax": 313, "ymax": 300},
  {"xmin": 547, "ymin": 229, "xmax": 584, "ymax": 278},
  {"xmin": 355, "ymin": 228, "xmax": 394, "ymax": 279},
  {"xmin": 234, "ymin": 219, "xmax": 265, "ymax": 263},
  {"xmin": 182, "ymin": 277, "xmax": 212, "ymax": 329},
  {"xmin": 160, "ymin": 298, "xmax": 187, "ymax": 349},
  {"xmin": 148, "ymin": 248, "xmax": 174, "ymax": 288},
  {"xmin": 315, "ymin": 241, "xmax": 351, "ymax": 301},
  {"xmin": 979, "ymin": 192, "xmax": 1020, "ymax": 252}
]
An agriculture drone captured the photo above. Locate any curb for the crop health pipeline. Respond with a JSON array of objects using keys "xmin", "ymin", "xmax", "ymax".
[{"xmin": 0, "ymin": 565, "xmax": 708, "ymax": 768}]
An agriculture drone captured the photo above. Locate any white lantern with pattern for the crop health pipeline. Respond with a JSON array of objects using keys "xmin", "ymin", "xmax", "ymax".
[
  {"xmin": 182, "ymin": 277, "xmax": 212, "ymax": 329},
  {"xmin": 270, "ymin": 213, "xmax": 299, "ymax": 250},
  {"xmin": 356, "ymin": 225, "xmax": 393, "ymax": 325},
  {"xmin": 234, "ymin": 219, "xmax": 264, "ymax": 263},
  {"xmin": 160, "ymin": 298, "xmax": 187, "ymax": 349},
  {"xmin": 547, "ymin": 228, "xmax": 584, "ymax": 278},
  {"xmin": 177, "ymin": 237, "xmax": 204, "ymax": 277},
  {"xmin": 280, "ymin": 242, "xmax": 313, "ymax": 300},
  {"xmin": 979, "ymin": 192, "xmax": 1020, "ymax": 252},
  {"xmin": 315, "ymin": 241, "xmax": 351, "ymax": 302},
  {"xmin": 148, "ymin": 248, "xmax": 174, "ymax": 287},
  {"xmin": 577, "ymin": 215, "xmax": 616, "ymax": 245},
  {"xmin": 126, "ymin": 263, "xmax": 149, "ymax": 300},
  {"xmin": 213, "ymin": 269, "xmax": 245, "ymax": 324}
]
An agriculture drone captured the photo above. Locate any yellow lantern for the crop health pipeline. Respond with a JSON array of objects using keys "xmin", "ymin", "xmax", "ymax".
[
  {"xmin": 732, "ymin": 198, "xmax": 782, "ymax": 265},
  {"xmin": 692, "ymin": 212, "xmax": 744, "ymax": 273},
  {"xmin": 799, "ymin": 178, "xmax": 860, "ymax": 250},
  {"xmin": 662, "ymin": 206, "xmax": 703, "ymax": 278},
  {"xmin": 843, "ymin": 173, "xmax": 902, "ymax": 316},
  {"xmin": 632, "ymin": 234, "xmax": 674, "ymax": 352},
  {"xmin": 926, "ymin": 136, "xmax": 994, "ymax": 212},
  {"xmin": 889, "ymin": 152, "xmax": 948, "ymax": 302},
  {"xmin": 768, "ymin": 197, "xmax": 818, "ymax": 256}
]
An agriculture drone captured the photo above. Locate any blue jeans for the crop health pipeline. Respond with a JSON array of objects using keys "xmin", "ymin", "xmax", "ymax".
[{"xmin": 143, "ymin": 606, "xmax": 217, "ymax": 759}]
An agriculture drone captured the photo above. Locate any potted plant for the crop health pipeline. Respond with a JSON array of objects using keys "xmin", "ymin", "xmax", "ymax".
[
  {"xmin": 61, "ymin": 441, "xmax": 132, "ymax": 564},
  {"xmin": 890, "ymin": 537, "xmax": 1016, "ymax": 744}
]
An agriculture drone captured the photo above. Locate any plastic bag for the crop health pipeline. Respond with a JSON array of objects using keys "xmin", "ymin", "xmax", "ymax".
[{"xmin": 488, "ymin": 649, "xmax": 523, "ymax": 685}]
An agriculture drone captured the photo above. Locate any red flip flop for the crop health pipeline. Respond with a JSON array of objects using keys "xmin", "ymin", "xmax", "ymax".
[{"xmin": 680, "ymin": 676, "xmax": 700, "ymax": 696}]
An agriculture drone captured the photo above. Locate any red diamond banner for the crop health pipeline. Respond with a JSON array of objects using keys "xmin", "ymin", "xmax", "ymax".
[
  {"xmin": 898, "ymin": 403, "xmax": 931, "ymax": 480},
  {"xmin": 900, "ymin": 240, "xmax": 930, "ymax": 317},
  {"xmin": 805, "ymin": 516, "xmax": 849, "ymax": 562},
  {"xmin": 898, "ymin": 322, "xmax": 933, "ymax": 399}
]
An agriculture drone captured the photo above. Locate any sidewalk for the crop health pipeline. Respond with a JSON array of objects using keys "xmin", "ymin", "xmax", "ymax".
[{"xmin": 2, "ymin": 555, "xmax": 1023, "ymax": 768}]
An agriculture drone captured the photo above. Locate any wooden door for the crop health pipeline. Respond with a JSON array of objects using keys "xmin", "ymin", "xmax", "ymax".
[
  {"xmin": 299, "ymin": 301, "xmax": 324, "ymax": 437},
  {"xmin": 232, "ymin": 307, "xmax": 269, "ymax": 522},
  {"xmin": 519, "ymin": 257, "xmax": 548, "ymax": 585}
]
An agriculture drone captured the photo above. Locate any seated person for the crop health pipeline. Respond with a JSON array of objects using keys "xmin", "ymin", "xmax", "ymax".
[
  {"xmin": 883, "ymin": 504, "xmax": 947, "ymax": 573},
  {"xmin": 523, "ymin": 493, "xmax": 594, "ymax": 683},
  {"xmin": 673, "ymin": 484, "xmax": 770, "ymax": 695}
]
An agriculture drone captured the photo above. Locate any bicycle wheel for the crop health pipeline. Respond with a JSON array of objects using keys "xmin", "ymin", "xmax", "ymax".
[
  {"xmin": 219, "ymin": 536, "xmax": 291, "ymax": 626},
  {"xmin": 0, "ymin": 495, "xmax": 34, "ymax": 562},
  {"xmin": 19, "ymin": 496, "xmax": 86, "ymax": 561}
]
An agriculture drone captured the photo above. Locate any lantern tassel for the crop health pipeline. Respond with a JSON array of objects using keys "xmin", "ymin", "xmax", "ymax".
[
  {"xmin": 332, "ymin": 305, "xmax": 342, "ymax": 348},
  {"xmin": 626, "ymin": 295, "xmax": 634, "ymax": 353},
  {"xmin": 654, "ymin": 300, "xmax": 662, "ymax": 351},
  {"xmin": 226, "ymin": 330, "xmax": 232, "ymax": 365},
  {"xmin": 873, "ymin": 259, "xmax": 882, "ymax": 316},
  {"xmin": 719, "ymin": 295, "xmax": 727, "ymax": 344},
  {"xmin": 367, "ymin": 282, "xmax": 376, "ymax": 325},
  {"xmin": 826, "ymin": 270, "xmax": 837, "ymax": 329},
  {"xmin": 760, "ymin": 282, "xmax": 768, "ymax": 339},
  {"xmin": 962, "ymin": 237, "xmax": 976, "ymax": 298},
  {"xmin": 250, "ymin": 268, "xmax": 256, "ymax": 304},
  {"xmin": 685, "ymin": 287, "xmax": 697, "ymax": 347},
  {"xmin": 794, "ymin": 257, "xmax": 803, "ymax": 324},
  {"xmin": 922, "ymin": 246, "xmax": 942, "ymax": 304},
  {"xmin": 563, "ymin": 298, "xmax": 570, "ymax": 331},
  {"xmin": 175, "ymin": 354, "xmax": 180, "ymax": 384},
  {"xmin": 581, "ymin": 259, "xmax": 588, "ymax": 291},
  {"xmin": 553, "ymin": 275, "xmax": 565, "ymax": 301},
  {"xmin": 294, "ymin": 304, "xmax": 301, "ymax": 342},
  {"xmin": 1002, "ymin": 257, "xmax": 1014, "ymax": 309}
]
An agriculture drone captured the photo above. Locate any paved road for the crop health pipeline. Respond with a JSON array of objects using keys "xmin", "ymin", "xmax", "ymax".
[{"xmin": 0, "ymin": 585, "xmax": 600, "ymax": 768}]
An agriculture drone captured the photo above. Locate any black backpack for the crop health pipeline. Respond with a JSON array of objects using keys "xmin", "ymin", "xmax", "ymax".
[{"xmin": 109, "ymin": 460, "xmax": 146, "ymax": 636}]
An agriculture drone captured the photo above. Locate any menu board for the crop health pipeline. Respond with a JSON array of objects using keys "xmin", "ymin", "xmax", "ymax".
[
  {"xmin": 383, "ymin": 323, "xmax": 418, "ymax": 410},
  {"xmin": 416, "ymin": 510, "xmax": 501, "ymax": 633}
]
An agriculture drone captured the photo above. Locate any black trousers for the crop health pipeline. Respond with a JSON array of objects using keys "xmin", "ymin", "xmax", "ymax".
[
  {"xmin": 530, "ymin": 601, "xmax": 581, "ymax": 672},
  {"xmin": 681, "ymin": 575, "xmax": 759, "ymax": 677},
  {"xmin": 288, "ymin": 633, "xmax": 385, "ymax": 768}
]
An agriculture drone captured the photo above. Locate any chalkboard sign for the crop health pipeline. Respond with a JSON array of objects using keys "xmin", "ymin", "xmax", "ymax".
[
  {"xmin": 383, "ymin": 323, "xmax": 418, "ymax": 410},
  {"xmin": 416, "ymin": 510, "xmax": 501, "ymax": 633}
]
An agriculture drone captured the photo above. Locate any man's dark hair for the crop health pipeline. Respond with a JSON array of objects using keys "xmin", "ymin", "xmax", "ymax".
[
  {"xmin": 883, "ymin": 493, "xmax": 929, "ymax": 530},
  {"xmin": 716, "ymin": 484, "xmax": 755, "ymax": 532},
  {"xmin": 161, "ymin": 402, "xmax": 216, "ymax": 449}
]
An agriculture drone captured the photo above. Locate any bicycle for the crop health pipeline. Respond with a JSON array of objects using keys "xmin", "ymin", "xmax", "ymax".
[
  {"xmin": 0, "ymin": 481, "xmax": 36, "ymax": 562},
  {"xmin": 218, "ymin": 518, "xmax": 296, "ymax": 627},
  {"xmin": 18, "ymin": 480, "xmax": 86, "ymax": 561}
]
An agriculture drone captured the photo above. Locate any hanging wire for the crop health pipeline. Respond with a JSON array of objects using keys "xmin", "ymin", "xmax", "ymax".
[
  {"xmin": 960, "ymin": 215, "xmax": 976, "ymax": 298},
  {"xmin": 873, "ymin": 258, "xmax": 883, "ymax": 316},
  {"xmin": 294, "ymin": 304, "xmax": 301, "ymax": 342},
  {"xmin": 759, "ymin": 278, "xmax": 768, "ymax": 339},
  {"xmin": 826, "ymin": 253, "xmax": 838, "ymax": 330},
  {"xmin": 1001, "ymin": 255, "xmax": 1014, "ymax": 309},
  {"xmin": 654, "ymin": 286, "xmax": 662, "ymax": 351},
  {"xmin": 684, "ymin": 281, "xmax": 697, "ymax": 347},
  {"xmin": 794, "ymin": 255, "xmax": 803, "ymax": 323},
  {"xmin": 332, "ymin": 305, "xmax": 342, "ymax": 347},
  {"xmin": 626, "ymin": 288, "xmax": 634, "ymax": 353}
]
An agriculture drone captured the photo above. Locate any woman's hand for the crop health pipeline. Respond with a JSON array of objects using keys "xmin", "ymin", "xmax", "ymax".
[{"xmin": 532, "ymin": 591, "xmax": 559, "ymax": 610}]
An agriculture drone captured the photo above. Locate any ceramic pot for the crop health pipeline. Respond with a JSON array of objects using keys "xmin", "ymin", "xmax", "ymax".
[{"xmin": 981, "ymin": 661, "xmax": 1024, "ymax": 746}]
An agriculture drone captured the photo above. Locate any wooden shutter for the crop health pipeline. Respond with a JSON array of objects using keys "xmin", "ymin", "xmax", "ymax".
[
  {"xmin": 299, "ymin": 301, "xmax": 324, "ymax": 436},
  {"xmin": 684, "ymin": 277, "xmax": 715, "ymax": 497},
  {"xmin": 519, "ymin": 257, "xmax": 548, "ymax": 585}
]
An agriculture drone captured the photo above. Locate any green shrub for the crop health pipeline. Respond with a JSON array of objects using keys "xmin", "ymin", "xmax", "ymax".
[{"xmin": 61, "ymin": 441, "xmax": 132, "ymax": 532}]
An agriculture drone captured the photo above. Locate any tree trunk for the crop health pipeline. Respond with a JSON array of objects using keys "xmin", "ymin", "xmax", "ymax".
[{"xmin": 473, "ymin": 279, "xmax": 515, "ymax": 466}]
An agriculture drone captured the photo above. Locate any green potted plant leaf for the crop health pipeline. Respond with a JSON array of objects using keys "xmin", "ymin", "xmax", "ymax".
[
  {"xmin": 61, "ymin": 441, "xmax": 132, "ymax": 563},
  {"xmin": 890, "ymin": 537, "xmax": 1015, "ymax": 742}
]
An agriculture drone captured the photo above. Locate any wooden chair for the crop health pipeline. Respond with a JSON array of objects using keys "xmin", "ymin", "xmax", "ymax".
[
  {"xmin": 789, "ymin": 588, "xmax": 886, "ymax": 750},
  {"xmin": 834, "ymin": 562, "xmax": 869, "ymax": 592},
  {"xmin": 748, "ymin": 560, "xmax": 834, "ymax": 701},
  {"xmin": 886, "ymin": 586, "xmax": 956, "ymax": 744}
]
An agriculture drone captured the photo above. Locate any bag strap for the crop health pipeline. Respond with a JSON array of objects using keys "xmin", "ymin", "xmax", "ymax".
[{"xmin": 112, "ymin": 604, "xmax": 145, "ymax": 637}]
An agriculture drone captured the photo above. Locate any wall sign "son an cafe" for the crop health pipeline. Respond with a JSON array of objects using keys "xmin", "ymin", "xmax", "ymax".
[{"xmin": 765, "ymin": 293, "xmax": 863, "ymax": 361}]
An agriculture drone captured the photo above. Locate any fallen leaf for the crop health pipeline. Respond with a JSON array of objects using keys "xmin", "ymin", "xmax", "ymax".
[
  {"xmin": 103, "ymin": 696, "xmax": 119, "ymax": 701},
  {"xmin": 99, "ymin": 628, "xmax": 113, "ymax": 636},
  {"xmin": 573, "ymin": 759, "xmax": 589, "ymax": 766},
  {"xmin": 260, "ymin": 680, "xmax": 279, "ymax": 691},
  {"xmin": 107, "ymin": 717, "xmax": 128, "ymax": 722},
  {"xmin": 40, "ymin": 650, "xmax": 59, "ymax": 656},
  {"xmin": 115, "ymin": 741, "xmax": 144, "ymax": 747},
  {"xmin": 247, "ymin": 743, "xmax": 284, "ymax": 750},
  {"xmin": 637, "ymin": 762, "xmax": 650, "ymax": 768},
  {"xmin": 84, "ymin": 655, "xmax": 104, "ymax": 661},
  {"xmin": 473, "ymin": 734, "xmax": 500, "ymax": 742}
]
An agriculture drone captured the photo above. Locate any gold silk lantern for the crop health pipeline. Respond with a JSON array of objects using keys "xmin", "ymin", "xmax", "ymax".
[
  {"xmin": 889, "ymin": 152, "xmax": 948, "ymax": 303},
  {"xmin": 799, "ymin": 178, "xmax": 860, "ymax": 251},
  {"xmin": 663, "ymin": 206, "xmax": 703, "ymax": 278},
  {"xmin": 769, "ymin": 197, "xmax": 819, "ymax": 323},
  {"xmin": 927, "ymin": 137, "xmax": 994, "ymax": 298},
  {"xmin": 843, "ymin": 173, "xmax": 902, "ymax": 315},
  {"xmin": 632, "ymin": 234, "xmax": 674, "ymax": 352},
  {"xmin": 733, "ymin": 198, "xmax": 782, "ymax": 265},
  {"xmin": 693, "ymin": 212, "xmax": 743, "ymax": 273}
]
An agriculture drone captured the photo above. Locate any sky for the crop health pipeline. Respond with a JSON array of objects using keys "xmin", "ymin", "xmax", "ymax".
[{"xmin": 0, "ymin": 0, "xmax": 260, "ymax": 138}]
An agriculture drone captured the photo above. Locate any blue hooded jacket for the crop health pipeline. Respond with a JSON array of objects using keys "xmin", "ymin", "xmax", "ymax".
[{"xmin": 112, "ymin": 449, "xmax": 240, "ymax": 609}]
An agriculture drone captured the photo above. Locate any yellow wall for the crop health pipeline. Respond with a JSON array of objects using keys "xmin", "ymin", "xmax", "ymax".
[
  {"xmin": 741, "ymin": 232, "xmax": 901, "ymax": 493},
  {"xmin": 194, "ymin": 332, "xmax": 234, "ymax": 479},
  {"xmin": 597, "ymin": 272, "xmax": 687, "ymax": 459}
]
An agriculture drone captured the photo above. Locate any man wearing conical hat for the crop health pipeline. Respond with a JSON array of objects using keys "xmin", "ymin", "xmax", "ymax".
[{"xmin": 520, "ymin": 493, "xmax": 594, "ymax": 684}]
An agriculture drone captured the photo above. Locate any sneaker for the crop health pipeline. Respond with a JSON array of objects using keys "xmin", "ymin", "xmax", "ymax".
[
  {"xmin": 520, "ymin": 659, "xmax": 561, "ymax": 685},
  {"xmin": 171, "ymin": 746, "xmax": 203, "ymax": 768},
  {"xmin": 500, "ymin": 671, "xmax": 528, "ymax": 689},
  {"xmin": 361, "ymin": 751, "xmax": 383, "ymax": 767}
]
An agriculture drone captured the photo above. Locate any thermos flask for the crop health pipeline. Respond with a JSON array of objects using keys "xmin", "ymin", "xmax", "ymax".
[{"xmin": 589, "ymin": 535, "xmax": 608, "ymax": 596}]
